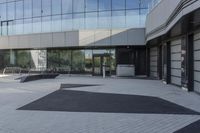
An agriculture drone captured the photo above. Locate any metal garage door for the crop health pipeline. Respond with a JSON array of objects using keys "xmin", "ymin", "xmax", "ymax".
[
  {"xmin": 170, "ymin": 39, "xmax": 182, "ymax": 86},
  {"xmin": 150, "ymin": 47, "xmax": 158, "ymax": 78},
  {"xmin": 194, "ymin": 32, "xmax": 200, "ymax": 93}
]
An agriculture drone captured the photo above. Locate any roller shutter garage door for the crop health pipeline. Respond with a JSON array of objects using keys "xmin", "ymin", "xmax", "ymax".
[
  {"xmin": 170, "ymin": 39, "xmax": 182, "ymax": 86},
  {"xmin": 150, "ymin": 47, "xmax": 158, "ymax": 78},
  {"xmin": 194, "ymin": 32, "xmax": 200, "ymax": 93}
]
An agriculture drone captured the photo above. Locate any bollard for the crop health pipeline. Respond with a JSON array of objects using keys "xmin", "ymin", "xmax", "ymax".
[{"xmin": 103, "ymin": 64, "xmax": 106, "ymax": 78}]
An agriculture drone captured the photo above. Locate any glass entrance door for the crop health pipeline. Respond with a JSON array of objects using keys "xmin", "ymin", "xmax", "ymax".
[
  {"xmin": 93, "ymin": 54, "xmax": 111, "ymax": 76},
  {"xmin": 93, "ymin": 56, "xmax": 102, "ymax": 75}
]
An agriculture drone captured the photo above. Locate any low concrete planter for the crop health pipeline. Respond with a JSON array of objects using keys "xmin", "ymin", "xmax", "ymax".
[{"xmin": 20, "ymin": 73, "xmax": 59, "ymax": 83}]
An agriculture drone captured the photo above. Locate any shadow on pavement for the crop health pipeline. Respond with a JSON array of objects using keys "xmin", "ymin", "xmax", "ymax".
[
  {"xmin": 18, "ymin": 90, "xmax": 200, "ymax": 115},
  {"xmin": 174, "ymin": 120, "xmax": 200, "ymax": 133}
]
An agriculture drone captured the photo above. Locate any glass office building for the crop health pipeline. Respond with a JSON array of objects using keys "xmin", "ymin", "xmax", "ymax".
[
  {"xmin": 0, "ymin": 0, "xmax": 149, "ymax": 35},
  {"xmin": 0, "ymin": 0, "xmax": 152, "ymax": 75}
]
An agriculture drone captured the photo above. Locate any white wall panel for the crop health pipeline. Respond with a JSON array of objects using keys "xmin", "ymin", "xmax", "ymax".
[
  {"xmin": 127, "ymin": 29, "xmax": 145, "ymax": 45},
  {"xmin": 171, "ymin": 61, "xmax": 181, "ymax": 69},
  {"xmin": 95, "ymin": 30, "xmax": 111, "ymax": 46},
  {"xmin": 171, "ymin": 53, "xmax": 181, "ymax": 61},
  {"xmin": 194, "ymin": 32, "xmax": 200, "ymax": 40},
  {"xmin": 194, "ymin": 61, "xmax": 200, "ymax": 71},
  {"xmin": 111, "ymin": 29, "xmax": 127, "ymax": 46},
  {"xmin": 150, "ymin": 47, "xmax": 158, "ymax": 78},
  {"xmin": 29, "ymin": 34, "xmax": 41, "ymax": 48},
  {"xmin": 53, "ymin": 32, "xmax": 65, "ymax": 47},
  {"xmin": 40, "ymin": 33, "xmax": 53, "ymax": 48},
  {"xmin": 194, "ymin": 50, "xmax": 200, "ymax": 60},
  {"xmin": 171, "ymin": 45, "xmax": 181, "ymax": 53},
  {"xmin": 18, "ymin": 35, "xmax": 30, "ymax": 48},
  {"xmin": 193, "ymin": 32, "xmax": 200, "ymax": 92},
  {"xmin": 8, "ymin": 36, "xmax": 19, "ymax": 49},
  {"xmin": 0, "ymin": 28, "xmax": 145, "ymax": 49},
  {"xmin": 79, "ymin": 30, "xmax": 95, "ymax": 46},
  {"xmin": 194, "ymin": 81, "xmax": 200, "ymax": 93},
  {"xmin": 171, "ymin": 69, "xmax": 181, "ymax": 77},
  {"xmin": 0, "ymin": 37, "xmax": 9, "ymax": 49},
  {"xmin": 170, "ymin": 39, "xmax": 181, "ymax": 86},
  {"xmin": 171, "ymin": 76, "xmax": 181, "ymax": 86},
  {"xmin": 65, "ymin": 31, "xmax": 79, "ymax": 47},
  {"xmin": 194, "ymin": 39, "xmax": 200, "ymax": 50}
]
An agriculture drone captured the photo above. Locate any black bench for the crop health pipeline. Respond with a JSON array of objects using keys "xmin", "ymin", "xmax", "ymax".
[{"xmin": 20, "ymin": 73, "xmax": 59, "ymax": 83}]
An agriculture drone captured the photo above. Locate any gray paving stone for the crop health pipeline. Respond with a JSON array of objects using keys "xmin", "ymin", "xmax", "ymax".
[{"xmin": 0, "ymin": 74, "xmax": 199, "ymax": 133}]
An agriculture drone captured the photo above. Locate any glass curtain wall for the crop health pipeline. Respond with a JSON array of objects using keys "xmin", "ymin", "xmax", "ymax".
[
  {"xmin": 0, "ymin": 0, "xmax": 151, "ymax": 36},
  {"xmin": 0, "ymin": 50, "xmax": 11, "ymax": 70},
  {"xmin": 0, "ymin": 49, "xmax": 115, "ymax": 74},
  {"xmin": 46, "ymin": 49, "xmax": 115, "ymax": 74},
  {"xmin": 0, "ymin": 49, "xmax": 47, "ymax": 72}
]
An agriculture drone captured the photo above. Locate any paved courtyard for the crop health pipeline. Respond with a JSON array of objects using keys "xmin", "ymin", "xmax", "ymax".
[{"xmin": 0, "ymin": 75, "xmax": 200, "ymax": 133}]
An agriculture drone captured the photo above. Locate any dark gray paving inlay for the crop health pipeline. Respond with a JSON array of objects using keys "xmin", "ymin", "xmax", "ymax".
[
  {"xmin": 60, "ymin": 84, "xmax": 99, "ymax": 89},
  {"xmin": 174, "ymin": 120, "xmax": 200, "ymax": 133},
  {"xmin": 18, "ymin": 90, "xmax": 200, "ymax": 115}
]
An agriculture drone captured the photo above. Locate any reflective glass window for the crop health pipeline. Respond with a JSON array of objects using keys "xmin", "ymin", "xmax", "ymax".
[
  {"xmin": 8, "ymin": 21, "xmax": 14, "ymax": 35},
  {"xmin": 62, "ymin": 14, "xmax": 72, "ymax": 31},
  {"xmin": 112, "ymin": 0, "xmax": 125, "ymax": 10},
  {"xmin": 60, "ymin": 50, "xmax": 71, "ymax": 69},
  {"xmin": 93, "ymin": 49, "xmax": 109, "ymax": 54},
  {"xmin": 139, "ymin": 9, "xmax": 148, "ymax": 27},
  {"xmin": 112, "ymin": 11, "xmax": 125, "ymax": 28},
  {"xmin": 85, "ymin": 50, "xmax": 93, "ymax": 73},
  {"xmin": 16, "ymin": 1, "xmax": 23, "ymax": 19},
  {"xmin": 140, "ymin": 8, "xmax": 148, "ymax": 15},
  {"xmin": 73, "ymin": 13, "xmax": 84, "ymax": 29},
  {"xmin": 15, "ymin": 19, "xmax": 23, "ymax": 34},
  {"xmin": 16, "ymin": 50, "xmax": 31, "ymax": 68},
  {"xmin": 1, "ymin": 21, "xmax": 8, "ymax": 36},
  {"xmin": 73, "ymin": 0, "xmax": 84, "ymax": 13},
  {"xmin": 33, "ymin": 17, "xmax": 41, "ymax": 33},
  {"xmin": 110, "ymin": 49, "xmax": 116, "ymax": 74},
  {"xmin": 99, "ymin": 0, "xmax": 111, "ymax": 11},
  {"xmin": 42, "ymin": 16, "xmax": 51, "ymax": 32},
  {"xmin": 52, "ymin": 0, "xmax": 61, "ymax": 15},
  {"xmin": 0, "ymin": 0, "xmax": 6, "ymax": 3},
  {"xmin": 7, "ymin": 0, "xmax": 15, "ymax": 2},
  {"xmin": 24, "ymin": 18, "xmax": 32, "ymax": 34},
  {"xmin": 85, "ymin": 12, "xmax": 97, "ymax": 29},
  {"xmin": 126, "ymin": 0, "xmax": 140, "ymax": 9},
  {"xmin": 37, "ymin": 50, "xmax": 47, "ymax": 71},
  {"xmin": 86, "ymin": 0, "xmax": 97, "ymax": 12},
  {"xmin": 62, "ymin": 0, "xmax": 72, "ymax": 14},
  {"xmin": 126, "ymin": 10, "xmax": 139, "ymax": 28},
  {"xmin": 98, "ymin": 11, "xmax": 111, "ymax": 28},
  {"xmin": 2, "ymin": 50, "xmax": 12, "ymax": 67},
  {"xmin": 30, "ymin": 50, "xmax": 47, "ymax": 71},
  {"xmin": 33, "ymin": 0, "xmax": 42, "ymax": 17},
  {"xmin": 141, "ymin": 0, "xmax": 151, "ymax": 8},
  {"xmin": 47, "ymin": 50, "xmax": 61, "ymax": 69},
  {"xmin": 24, "ymin": 0, "xmax": 32, "ymax": 18},
  {"xmin": 52, "ymin": 15, "xmax": 61, "ymax": 32},
  {"xmin": 0, "ymin": 3, "xmax": 7, "ymax": 21},
  {"xmin": 72, "ymin": 50, "xmax": 85, "ymax": 72},
  {"xmin": 7, "ymin": 2, "xmax": 15, "ymax": 20},
  {"xmin": 42, "ymin": 0, "xmax": 51, "ymax": 16}
]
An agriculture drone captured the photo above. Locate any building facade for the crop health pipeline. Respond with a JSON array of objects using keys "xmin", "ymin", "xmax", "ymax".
[
  {"xmin": 0, "ymin": 0, "xmax": 151, "ymax": 76},
  {"xmin": 146, "ymin": 0, "xmax": 200, "ymax": 93},
  {"xmin": 1, "ymin": 0, "xmax": 200, "ymax": 94}
]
